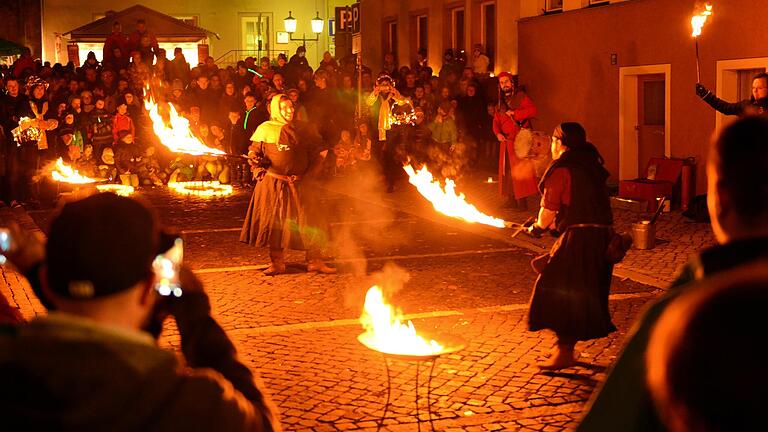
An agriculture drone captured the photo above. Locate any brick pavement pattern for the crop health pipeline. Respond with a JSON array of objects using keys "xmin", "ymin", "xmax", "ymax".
[{"xmin": 0, "ymin": 178, "xmax": 700, "ymax": 430}]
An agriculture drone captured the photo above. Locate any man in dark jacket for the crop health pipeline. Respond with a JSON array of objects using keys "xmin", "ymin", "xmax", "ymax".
[
  {"xmin": 577, "ymin": 116, "xmax": 768, "ymax": 431},
  {"xmin": 0, "ymin": 193, "xmax": 281, "ymax": 431},
  {"xmin": 103, "ymin": 21, "xmax": 130, "ymax": 65},
  {"xmin": 696, "ymin": 72, "xmax": 768, "ymax": 117},
  {"xmin": 167, "ymin": 47, "xmax": 191, "ymax": 86},
  {"xmin": 286, "ymin": 46, "xmax": 312, "ymax": 87},
  {"xmin": 302, "ymin": 70, "xmax": 339, "ymax": 146},
  {"xmin": 0, "ymin": 77, "xmax": 32, "ymax": 205}
]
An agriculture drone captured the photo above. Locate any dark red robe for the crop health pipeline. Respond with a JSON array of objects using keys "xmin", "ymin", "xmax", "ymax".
[{"xmin": 492, "ymin": 92, "xmax": 538, "ymax": 200}]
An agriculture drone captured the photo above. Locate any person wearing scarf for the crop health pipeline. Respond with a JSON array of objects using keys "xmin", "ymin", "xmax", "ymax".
[
  {"xmin": 240, "ymin": 95, "xmax": 336, "ymax": 275},
  {"xmin": 525, "ymin": 122, "xmax": 616, "ymax": 370},
  {"xmin": 366, "ymin": 75, "xmax": 406, "ymax": 192}
]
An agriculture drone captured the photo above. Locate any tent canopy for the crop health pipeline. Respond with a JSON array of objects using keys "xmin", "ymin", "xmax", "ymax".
[{"xmin": 0, "ymin": 38, "xmax": 25, "ymax": 56}]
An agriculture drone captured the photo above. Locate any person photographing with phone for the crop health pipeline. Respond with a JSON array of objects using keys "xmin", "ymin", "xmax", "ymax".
[
  {"xmin": 0, "ymin": 228, "xmax": 25, "ymax": 324},
  {"xmin": 0, "ymin": 193, "xmax": 281, "ymax": 431},
  {"xmin": 366, "ymin": 74, "xmax": 406, "ymax": 192}
]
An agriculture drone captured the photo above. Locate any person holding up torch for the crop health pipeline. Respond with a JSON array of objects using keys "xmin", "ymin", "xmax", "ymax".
[
  {"xmin": 688, "ymin": 4, "xmax": 768, "ymax": 117},
  {"xmin": 696, "ymin": 72, "xmax": 768, "ymax": 117}
]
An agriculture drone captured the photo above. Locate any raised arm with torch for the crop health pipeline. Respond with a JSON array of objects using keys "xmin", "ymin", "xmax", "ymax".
[{"xmin": 691, "ymin": 3, "xmax": 713, "ymax": 83}]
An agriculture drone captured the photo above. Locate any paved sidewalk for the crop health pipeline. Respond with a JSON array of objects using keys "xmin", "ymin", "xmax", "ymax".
[
  {"xmin": 324, "ymin": 170, "xmax": 715, "ymax": 288},
  {"xmin": 1, "ymin": 205, "xmax": 47, "ymax": 321},
  {"xmin": 0, "ymin": 184, "xmax": 679, "ymax": 431}
]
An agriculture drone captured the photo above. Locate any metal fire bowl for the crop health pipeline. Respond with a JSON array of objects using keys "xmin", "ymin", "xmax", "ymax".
[{"xmin": 358, "ymin": 332, "xmax": 466, "ymax": 362}]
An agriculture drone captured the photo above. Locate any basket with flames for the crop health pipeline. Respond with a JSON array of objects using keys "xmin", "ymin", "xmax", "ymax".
[{"xmin": 358, "ymin": 285, "xmax": 464, "ymax": 360}]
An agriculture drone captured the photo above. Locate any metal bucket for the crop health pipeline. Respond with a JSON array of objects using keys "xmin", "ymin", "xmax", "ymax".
[{"xmin": 632, "ymin": 221, "xmax": 656, "ymax": 250}]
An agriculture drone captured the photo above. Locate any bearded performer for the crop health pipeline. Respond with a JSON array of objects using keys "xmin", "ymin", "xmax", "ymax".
[
  {"xmin": 492, "ymin": 72, "xmax": 538, "ymax": 210},
  {"xmin": 240, "ymin": 94, "xmax": 336, "ymax": 275}
]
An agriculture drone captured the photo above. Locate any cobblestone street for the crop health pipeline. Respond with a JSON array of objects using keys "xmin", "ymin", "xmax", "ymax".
[{"xmin": 1, "ymin": 175, "xmax": 692, "ymax": 431}]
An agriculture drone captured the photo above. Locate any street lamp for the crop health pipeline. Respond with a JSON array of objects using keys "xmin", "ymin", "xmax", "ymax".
[
  {"xmin": 283, "ymin": 11, "xmax": 323, "ymax": 44},
  {"xmin": 311, "ymin": 12, "xmax": 324, "ymax": 34},
  {"xmin": 283, "ymin": 11, "xmax": 297, "ymax": 33}
]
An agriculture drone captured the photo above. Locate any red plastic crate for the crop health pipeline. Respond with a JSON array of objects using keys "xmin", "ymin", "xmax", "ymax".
[{"xmin": 619, "ymin": 158, "xmax": 683, "ymax": 212}]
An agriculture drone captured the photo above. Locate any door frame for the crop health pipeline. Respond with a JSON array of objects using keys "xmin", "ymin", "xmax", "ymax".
[
  {"xmin": 238, "ymin": 13, "xmax": 272, "ymax": 52},
  {"xmin": 715, "ymin": 57, "xmax": 768, "ymax": 136},
  {"xmin": 619, "ymin": 64, "xmax": 671, "ymax": 180}
]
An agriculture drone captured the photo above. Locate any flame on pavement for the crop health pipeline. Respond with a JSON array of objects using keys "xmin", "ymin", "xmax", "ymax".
[
  {"xmin": 167, "ymin": 180, "xmax": 233, "ymax": 198},
  {"xmin": 358, "ymin": 285, "xmax": 444, "ymax": 356},
  {"xmin": 403, "ymin": 164, "xmax": 506, "ymax": 228},
  {"xmin": 144, "ymin": 91, "xmax": 227, "ymax": 157},
  {"xmin": 49, "ymin": 158, "xmax": 98, "ymax": 184},
  {"xmin": 691, "ymin": 3, "xmax": 713, "ymax": 37},
  {"xmin": 96, "ymin": 184, "xmax": 135, "ymax": 196}
]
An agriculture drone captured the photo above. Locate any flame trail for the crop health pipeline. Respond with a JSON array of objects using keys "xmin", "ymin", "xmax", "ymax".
[
  {"xmin": 49, "ymin": 158, "xmax": 98, "ymax": 184},
  {"xmin": 403, "ymin": 164, "xmax": 507, "ymax": 228},
  {"xmin": 144, "ymin": 90, "xmax": 227, "ymax": 157}
]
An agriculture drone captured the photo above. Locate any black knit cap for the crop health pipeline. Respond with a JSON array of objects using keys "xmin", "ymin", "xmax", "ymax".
[
  {"xmin": 46, "ymin": 193, "xmax": 159, "ymax": 299},
  {"xmin": 557, "ymin": 122, "xmax": 587, "ymax": 150}
]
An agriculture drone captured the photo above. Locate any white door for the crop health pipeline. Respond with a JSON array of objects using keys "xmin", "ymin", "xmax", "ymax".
[{"xmin": 241, "ymin": 15, "xmax": 270, "ymax": 55}]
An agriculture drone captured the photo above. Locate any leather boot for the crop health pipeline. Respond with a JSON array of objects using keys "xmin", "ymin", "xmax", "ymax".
[
  {"xmin": 307, "ymin": 259, "xmax": 337, "ymax": 274},
  {"xmin": 264, "ymin": 250, "xmax": 286, "ymax": 276}
]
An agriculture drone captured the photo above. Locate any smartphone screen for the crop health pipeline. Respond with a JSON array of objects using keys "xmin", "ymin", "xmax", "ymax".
[
  {"xmin": 152, "ymin": 238, "xmax": 183, "ymax": 297},
  {"xmin": 0, "ymin": 228, "xmax": 11, "ymax": 265}
]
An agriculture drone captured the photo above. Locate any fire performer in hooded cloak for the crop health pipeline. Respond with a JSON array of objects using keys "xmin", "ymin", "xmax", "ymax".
[
  {"xmin": 240, "ymin": 94, "xmax": 336, "ymax": 275},
  {"xmin": 493, "ymin": 72, "xmax": 538, "ymax": 210},
  {"xmin": 525, "ymin": 122, "xmax": 616, "ymax": 370}
]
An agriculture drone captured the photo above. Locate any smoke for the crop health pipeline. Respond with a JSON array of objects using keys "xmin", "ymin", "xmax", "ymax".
[
  {"xmin": 373, "ymin": 262, "xmax": 410, "ymax": 297},
  {"xmin": 326, "ymin": 157, "xmax": 419, "ymax": 309},
  {"xmin": 331, "ymin": 160, "xmax": 400, "ymax": 274}
]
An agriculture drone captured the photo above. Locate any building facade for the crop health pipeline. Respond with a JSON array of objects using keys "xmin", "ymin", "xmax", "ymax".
[
  {"xmin": 518, "ymin": 0, "xmax": 765, "ymax": 194},
  {"xmin": 0, "ymin": 0, "xmax": 42, "ymax": 59},
  {"xmin": 361, "ymin": 0, "xmax": 765, "ymax": 194},
  {"xmin": 40, "ymin": 0, "xmax": 351, "ymax": 68}
]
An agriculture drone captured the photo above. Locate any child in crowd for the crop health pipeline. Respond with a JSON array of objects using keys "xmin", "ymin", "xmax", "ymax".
[
  {"xmin": 333, "ymin": 129, "xmax": 356, "ymax": 176},
  {"xmin": 97, "ymin": 147, "xmax": 117, "ymax": 181},
  {"xmin": 90, "ymin": 96, "xmax": 113, "ymax": 157},
  {"xmin": 353, "ymin": 122, "xmax": 373, "ymax": 163},
  {"xmin": 114, "ymin": 130, "xmax": 140, "ymax": 187},
  {"xmin": 76, "ymin": 145, "xmax": 98, "ymax": 179},
  {"xmin": 429, "ymin": 101, "xmax": 458, "ymax": 151},
  {"xmin": 135, "ymin": 146, "xmax": 165, "ymax": 186},
  {"xmin": 112, "ymin": 96, "xmax": 135, "ymax": 145}
]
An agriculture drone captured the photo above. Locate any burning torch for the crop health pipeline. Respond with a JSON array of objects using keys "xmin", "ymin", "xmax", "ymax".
[{"xmin": 691, "ymin": 3, "xmax": 714, "ymax": 83}]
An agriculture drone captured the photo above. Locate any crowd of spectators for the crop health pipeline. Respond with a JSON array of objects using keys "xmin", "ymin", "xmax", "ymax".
[{"xmin": 0, "ymin": 18, "xmax": 504, "ymax": 207}]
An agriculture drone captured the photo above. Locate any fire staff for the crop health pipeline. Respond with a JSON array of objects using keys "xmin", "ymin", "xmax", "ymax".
[
  {"xmin": 525, "ymin": 122, "xmax": 616, "ymax": 370},
  {"xmin": 239, "ymin": 95, "xmax": 336, "ymax": 275}
]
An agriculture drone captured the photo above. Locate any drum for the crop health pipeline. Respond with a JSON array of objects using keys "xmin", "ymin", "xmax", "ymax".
[{"xmin": 513, "ymin": 128, "xmax": 533, "ymax": 158}]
